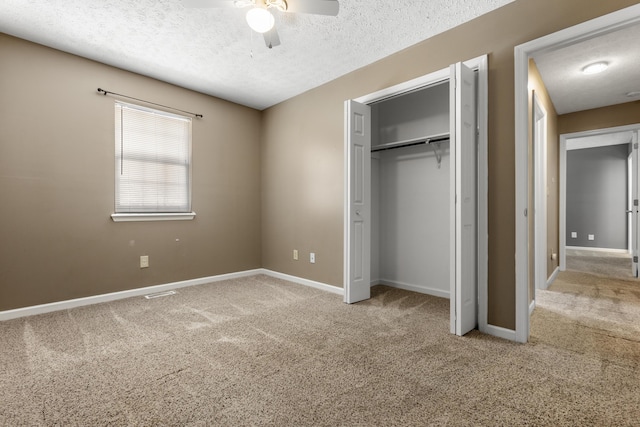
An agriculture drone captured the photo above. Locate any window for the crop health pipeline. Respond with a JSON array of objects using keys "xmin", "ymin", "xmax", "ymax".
[{"xmin": 111, "ymin": 102, "xmax": 195, "ymax": 222}]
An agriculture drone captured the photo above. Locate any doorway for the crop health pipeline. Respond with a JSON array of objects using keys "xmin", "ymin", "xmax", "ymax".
[
  {"xmin": 560, "ymin": 126, "xmax": 640, "ymax": 276},
  {"xmin": 344, "ymin": 55, "xmax": 489, "ymax": 336},
  {"xmin": 514, "ymin": 4, "xmax": 640, "ymax": 342}
]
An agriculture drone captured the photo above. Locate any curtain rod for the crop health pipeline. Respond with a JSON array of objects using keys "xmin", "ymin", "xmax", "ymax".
[{"xmin": 97, "ymin": 88, "xmax": 203, "ymax": 118}]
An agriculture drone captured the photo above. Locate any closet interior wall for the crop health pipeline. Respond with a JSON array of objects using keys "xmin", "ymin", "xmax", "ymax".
[{"xmin": 371, "ymin": 81, "xmax": 452, "ymax": 298}]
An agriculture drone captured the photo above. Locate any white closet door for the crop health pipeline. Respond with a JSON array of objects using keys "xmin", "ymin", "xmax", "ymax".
[
  {"xmin": 344, "ymin": 100, "xmax": 371, "ymax": 303},
  {"xmin": 632, "ymin": 132, "xmax": 639, "ymax": 277},
  {"xmin": 450, "ymin": 62, "xmax": 478, "ymax": 335}
]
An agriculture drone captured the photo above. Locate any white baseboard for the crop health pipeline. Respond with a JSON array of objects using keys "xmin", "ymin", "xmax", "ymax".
[
  {"xmin": 546, "ymin": 266, "xmax": 559, "ymax": 288},
  {"xmin": 0, "ymin": 269, "xmax": 342, "ymax": 322},
  {"xmin": 372, "ymin": 279, "xmax": 450, "ymax": 299},
  {"xmin": 261, "ymin": 269, "xmax": 343, "ymax": 296},
  {"xmin": 529, "ymin": 300, "xmax": 535, "ymax": 316},
  {"xmin": 566, "ymin": 246, "xmax": 629, "ymax": 254},
  {"xmin": 480, "ymin": 324, "xmax": 517, "ymax": 341}
]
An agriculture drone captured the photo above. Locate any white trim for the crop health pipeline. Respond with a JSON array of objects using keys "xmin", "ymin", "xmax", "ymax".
[
  {"xmin": 546, "ymin": 266, "xmax": 559, "ymax": 289},
  {"xmin": 476, "ymin": 54, "xmax": 490, "ymax": 337},
  {"xmin": 562, "ymin": 124, "xmax": 640, "ymax": 140},
  {"xmin": 566, "ymin": 246, "xmax": 631, "ymax": 254},
  {"xmin": 481, "ymin": 324, "xmax": 517, "ymax": 342},
  {"xmin": 514, "ymin": 42, "xmax": 530, "ymax": 344},
  {"xmin": 514, "ymin": 3, "xmax": 640, "ymax": 344},
  {"xmin": 111, "ymin": 212, "xmax": 196, "ymax": 222},
  {"xmin": 566, "ymin": 137, "xmax": 632, "ymax": 151},
  {"xmin": 374, "ymin": 279, "xmax": 450, "ymax": 299},
  {"xmin": 343, "ymin": 100, "xmax": 350, "ymax": 294},
  {"xmin": 560, "ymin": 137, "xmax": 567, "ymax": 271},
  {"xmin": 0, "ymin": 269, "xmax": 343, "ymax": 321},
  {"xmin": 0, "ymin": 269, "xmax": 261, "ymax": 321},
  {"xmin": 354, "ymin": 68, "xmax": 451, "ymax": 105},
  {"xmin": 529, "ymin": 300, "xmax": 536, "ymax": 316},
  {"xmin": 262, "ymin": 269, "xmax": 344, "ymax": 295},
  {"xmin": 533, "ymin": 93, "xmax": 548, "ymax": 291}
]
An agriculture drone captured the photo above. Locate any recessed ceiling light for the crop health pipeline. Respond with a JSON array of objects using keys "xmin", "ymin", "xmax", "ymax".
[
  {"xmin": 582, "ymin": 62, "xmax": 609, "ymax": 75},
  {"xmin": 626, "ymin": 91, "xmax": 640, "ymax": 98}
]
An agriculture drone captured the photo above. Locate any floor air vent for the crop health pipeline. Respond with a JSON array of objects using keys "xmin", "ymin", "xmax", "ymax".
[{"xmin": 144, "ymin": 290, "xmax": 177, "ymax": 299}]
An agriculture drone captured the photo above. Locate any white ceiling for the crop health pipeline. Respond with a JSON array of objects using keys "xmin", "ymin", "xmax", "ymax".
[
  {"xmin": 533, "ymin": 22, "xmax": 640, "ymax": 115},
  {"xmin": 0, "ymin": 0, "xmax": 515, "ymax": 110}
]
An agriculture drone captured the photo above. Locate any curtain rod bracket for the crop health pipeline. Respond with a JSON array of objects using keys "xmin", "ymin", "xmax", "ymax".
[{"xmin": 96, "ymin": 88, "xmax": 203, "ymax": 118}]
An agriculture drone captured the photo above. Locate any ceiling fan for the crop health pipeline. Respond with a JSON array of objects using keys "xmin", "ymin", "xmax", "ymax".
[{"xmin": 183, "ymin": 0, "xmax": 339, "ymax": 49}]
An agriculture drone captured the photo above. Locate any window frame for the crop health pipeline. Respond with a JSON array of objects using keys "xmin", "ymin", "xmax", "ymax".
[{"xmin": 111, "ymin": 101, "xmax": 196, "ymax": 222}]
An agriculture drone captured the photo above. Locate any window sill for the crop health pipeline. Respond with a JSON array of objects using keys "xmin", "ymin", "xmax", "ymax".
[{"xmin": 111, "ymin": 212, "xmax": 196, "ymax": 222}]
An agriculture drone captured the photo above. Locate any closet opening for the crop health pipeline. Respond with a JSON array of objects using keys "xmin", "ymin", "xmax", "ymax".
[
  {"xmin": 344, "ymin": 55, "xmax": 489, "ymax": 337},
  {"xmin": 370, "ymin": 80, "xmax": 452, "ymax": 299}
]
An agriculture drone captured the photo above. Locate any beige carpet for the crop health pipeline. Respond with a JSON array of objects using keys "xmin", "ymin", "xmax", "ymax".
[
  {"xmin": 565, "ymin": 249, "xmax": 633, "ymax": 278},
  {"xmin": 1, "ymin": 274, "xmax": 639, "ymax": 426},
  {"xmin": 533, "ymin": 270, "xmax": 640, "ymax": 366}
]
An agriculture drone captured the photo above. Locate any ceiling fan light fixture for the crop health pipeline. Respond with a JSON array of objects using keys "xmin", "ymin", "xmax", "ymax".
[
  {"xmin": 582, "ymin": 61, "xmax": 608, "ymax": 75},
  {"xmin": 266, "ymin": 0, "xmax": 288, "ymax": 12},
  {"xmin": 246, "ymin": 7, "xmax": 275, "ymax": 33}
]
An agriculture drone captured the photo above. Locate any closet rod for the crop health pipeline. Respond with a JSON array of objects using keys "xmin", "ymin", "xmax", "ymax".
[
  {"xmin": 371, "ymin": 133, "xmax": 450, "ymax": 152},
  {"xmin": 97, "ymin": 88, "xmax": 203, "ymax": 118}
]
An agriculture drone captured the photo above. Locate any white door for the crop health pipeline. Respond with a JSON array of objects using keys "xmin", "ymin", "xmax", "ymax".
[
  {"xmin": 344, "ymin": 100, "xmax": 371, "ymax": 303},
  {"xmin": 632, "ymin": 132, "xmax": 639, "ymax": 277},
  {"xmin": 450, "ymin": 62, "xmax": 478, "ymax": 335}
]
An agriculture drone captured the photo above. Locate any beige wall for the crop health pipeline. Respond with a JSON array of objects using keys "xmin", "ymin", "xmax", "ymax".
[
  {"xmin": 260, "ymin": 0, "xmax": 639, "ymax": 330},
  {"xmin": 559, "ymin": 101, "xmax": 640, "ymax": 135},
  {"xmin": 0, "ymin": 34, "xmax": 262, "ymax": 311},
  {"xmin": 528, "ymin": 59, "xmax": 560, "ymax": 304}
]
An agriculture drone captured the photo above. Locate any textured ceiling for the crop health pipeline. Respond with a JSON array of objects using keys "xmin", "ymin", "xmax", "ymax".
[
  {"xmin": 0, "ymin": 0, "xmax": 515, "ymax": 110},
  {"xmin": 533, "ymin": 22, "xmax": 640, "ymax": 115}
]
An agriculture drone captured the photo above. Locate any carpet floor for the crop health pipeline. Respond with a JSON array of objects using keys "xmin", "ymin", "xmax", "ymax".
[
  {"xmin": 565, "ymin": 249, "xmax": 632, "ymax": 278},
  {"xmin": 1, "ymin": 274, "xmax": 639, "ymax": 426}
]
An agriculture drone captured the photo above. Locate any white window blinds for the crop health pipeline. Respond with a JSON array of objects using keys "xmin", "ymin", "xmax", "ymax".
[{"xmin": 115, "ymin": 102, "xmax": 192, "ymax": 213}]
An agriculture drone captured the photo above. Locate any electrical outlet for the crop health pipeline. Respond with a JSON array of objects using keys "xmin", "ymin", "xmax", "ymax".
[
  {"xmin": 588, "ymin": 234, "xmax": 595, "ymax": 241},
  {"xmin": 140, "ymin": 255, "xmax": 149, "ymax": 268},
  {"xmin": 310, "ymin": 252, "xmax": 315, "ymax": 264},
  {"xmin": 293, "ymin": 249, "xmax": 298, "ymax": 260},
  {"xmin": 571, "ymin": 232, "xmax": 577, "ymax": 238}
]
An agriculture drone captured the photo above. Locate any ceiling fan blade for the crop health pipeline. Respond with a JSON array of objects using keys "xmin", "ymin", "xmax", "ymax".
[
  {"xmin": 284, "ymin": 0, "xmax": 339, "ymax": 16},
  {"xmin": 263, "ymin": 27, "xmax": 281, "ymax": 48},
  {"xmin": 182, "ymin": 0, "xmax": 247, "ymax": 8}
]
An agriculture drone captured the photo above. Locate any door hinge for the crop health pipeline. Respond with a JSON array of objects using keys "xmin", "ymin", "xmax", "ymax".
[
  {"xmin": 635, "ymin": 199, "xmax": 638, "ymax": 207},
  {"xmin": 634, "ymin": 256, "xmax": 638, "ymax": 263},
  {"xmin": 635, "ymin": 143, "xmax": 639, "ymax": 150}
]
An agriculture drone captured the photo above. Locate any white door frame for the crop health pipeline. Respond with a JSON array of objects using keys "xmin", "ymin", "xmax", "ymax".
[
  {"xmin": 559, "ymin": 124, "xmax": 640, "ymax": 271},
  {"xmin": 533, "ymin": 93, "xmax": 548, "ymax": 291},
  {"xmin": 514, "ymin": 3, "xmax": 640, "ymax": 343},
  {"xmin": 344, "ymin": 54, "xmax": 489, "ymax": 334}
]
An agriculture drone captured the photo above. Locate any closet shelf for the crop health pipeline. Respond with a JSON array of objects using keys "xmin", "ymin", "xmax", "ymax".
[{"xmin": 371, "ymin": 132, "xmax": 450, "ymax": 152}]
